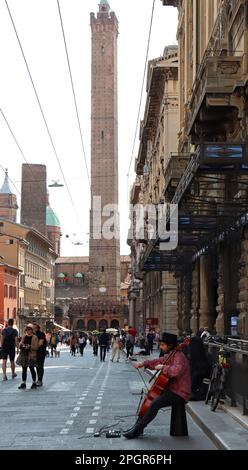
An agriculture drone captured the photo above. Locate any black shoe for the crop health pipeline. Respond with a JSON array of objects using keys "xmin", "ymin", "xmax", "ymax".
[
  {"xmin": 18, "ymin": 383, "xmax": 26, "ymax": 389},
  {"xmin": 123, "ymin": 420, "xmax": 144, "ymax": 439},
  {"xmin": 31, "ymin": 382, "xmax": 37, "ymax": 389},
  {"xmin": 123, "ymin": 427, "xmax": 143, "ymax": 439}
]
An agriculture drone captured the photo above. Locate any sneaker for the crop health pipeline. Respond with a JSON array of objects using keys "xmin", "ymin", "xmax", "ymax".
[
  {"xmin": 2, "ymin": 375, "xmax": 8, "ymax": 381},
  {"xmin": 36, "ymin": 381, "xmax": 43, "ymax": 387},
  {"xmin": 31, "ymin": 382, "xmax": 37, "ymax": 389},
  {"xmin": 12, "ymin": 373, "xmax": 17, "ymax": 379},
  {"xmin": 18, "ymin": 383, "xmax": 26, "ymax": 389}
]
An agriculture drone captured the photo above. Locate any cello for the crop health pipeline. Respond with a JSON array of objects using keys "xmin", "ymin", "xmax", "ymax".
[{"xmin": 138, "ymin": 337, "xmax": 190, "ymax": 418}]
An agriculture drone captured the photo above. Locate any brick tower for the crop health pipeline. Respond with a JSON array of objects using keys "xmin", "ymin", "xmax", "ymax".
[
  {"xmin": 21, "ymin": 164, "xmax": 47, "ymax": 235},
  {"xmin": 89, "ymin": 1, "xmax": 120, "ymax": 303}
]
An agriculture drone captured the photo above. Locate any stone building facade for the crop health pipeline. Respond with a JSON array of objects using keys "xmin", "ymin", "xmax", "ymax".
[
  {"xmin": 0, "ymin": 219, "xmax": 56, "ymax": 333},
  {"xmin": 130, "ymin": 0, "xmax": 248, "ymax": 338},
  {"xmin": 128, "ymin": 47, "xmax": 180, "ymax": 334},
  {"xmin": 54, "ymin": 255, "xmax": 130, "ymax": 331}
]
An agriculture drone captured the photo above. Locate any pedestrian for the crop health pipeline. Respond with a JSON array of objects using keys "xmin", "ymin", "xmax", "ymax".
[
  {"xmin": 0, "ymin": 318, "xmax": 18, "ymax": 381},
  {"xmin": 123, "ymin": 332, "xmax": 191, "ymax": 439},
  {"xmin": 99, "ymin": 329, "xmax": 109, "ymax": 362},
  {"xmin": 78, "ymin": 334, "xmax": 86, "ymax": 356},
  {"xmin": 110, "ymin": 333, "xmax": 121, "ymax": 362},
  {"xmin": 147, "ymin": 328, "xmax": 155, "ymax": 354},
  {"xmin": 92, "ymin": 333, "xmax": 99, "ymax": 356},
  {"xmin": 33, "ymin": 323, "xmax": 47, "ymax": 387},
  {"xmin": 187, "ymin": 336, "xmax": 211, "ymax": 401},
  {"xmin": 70, "ymin": 335, "xmax": 77, "ymax": 356},
  {"xmin": 17, "ymin": 324, "xmax": 39, "ymax": 390},
  {"xmin": 49, "ymin": 330, "xmax": 60, "ymax": 357},
  {"xmin": 125, "ymin": 332, "xmax": 134, "ymax": 360}
]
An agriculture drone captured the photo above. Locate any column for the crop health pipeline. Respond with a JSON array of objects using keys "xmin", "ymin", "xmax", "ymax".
[
  {"xmin": 190, "ymin": 261, "xmax": 200, "ymax": 333},
  {"xmin": 237, "ymin": 228, "xmax": 248, "ymax": 338},
  {"xmin": 199, "ymin": 255, "xmax": 214, "ymax": 329},
  {"xmin": 216, "ymin": 247, "xmax": 225, "ymax": 334}
]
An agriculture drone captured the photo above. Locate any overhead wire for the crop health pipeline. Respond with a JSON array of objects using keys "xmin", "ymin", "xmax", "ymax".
[
  {"xmin": 126, "ymin": 0, "xmax": 156, "ymax": 179},
  {"xmin": 4, "ymin": 0, "xmax": 83, "ymax": 230},
  {"xmin": 56, "ymin": 0, "xmax": 91, "ymax": 191}
]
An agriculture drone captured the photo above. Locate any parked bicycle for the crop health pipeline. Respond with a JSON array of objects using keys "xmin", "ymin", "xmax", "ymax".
[{"xmin": 205, "ymin": 343, "xmax": 230, "ymax": 412}]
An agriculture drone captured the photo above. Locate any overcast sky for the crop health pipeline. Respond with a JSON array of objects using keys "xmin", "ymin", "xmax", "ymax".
[{"xmin": 0, "ymin": 0, "xmax": 178, "ymax": 256}]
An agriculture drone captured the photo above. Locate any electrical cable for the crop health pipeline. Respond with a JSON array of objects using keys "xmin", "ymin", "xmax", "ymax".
[
  {"xmin": 4, "ymin": 0, "xmax": 82, "ymax": 230},
  {"xmin": 127, "ymin": 0, "xmax": 156, "ymax": 179},
  {"xmin": 56, "ymin": 0, "xmax": 91, "ymax": 191}
]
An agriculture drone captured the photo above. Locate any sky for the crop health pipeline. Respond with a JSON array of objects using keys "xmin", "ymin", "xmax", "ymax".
[{"xmin": 0, "ymin": 0, "xmax": 178, "ymax": 256}]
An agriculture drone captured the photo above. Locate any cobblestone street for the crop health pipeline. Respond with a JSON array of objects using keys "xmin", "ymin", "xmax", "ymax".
[{"xmin": 0, "ymin": 345, "xmax": 216, "ymax": 450}]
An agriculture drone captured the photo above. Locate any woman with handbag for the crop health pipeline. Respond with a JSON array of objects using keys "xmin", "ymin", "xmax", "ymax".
[{"xmin": 16, "ymin": 324, "xmax": 39, "ymax": 390}]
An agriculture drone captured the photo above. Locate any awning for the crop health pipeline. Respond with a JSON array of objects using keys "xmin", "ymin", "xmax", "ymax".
[{"xmin": 53, "ymin": 322, "xmax": 71, "ymax": 332}]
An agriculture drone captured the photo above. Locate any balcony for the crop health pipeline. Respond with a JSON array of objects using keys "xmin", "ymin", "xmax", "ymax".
[
  {"xmin": 164, "ymin": 154, "xmax": 191, "ymax": 198},
  {"xmin": 187, "ymin": 55, "xmax": 243, "ymax": 143}
]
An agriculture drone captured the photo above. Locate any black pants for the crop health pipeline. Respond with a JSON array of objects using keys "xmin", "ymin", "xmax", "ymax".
[
  {"xmin": 37, "ymin": 353, "xmax": 46, "ymax": 382},
  {"xmin": 140, "ymin": 390, "xmax": 185, "ymax": 428},
  {"xmin": 93, "ymin": 344, "xmax": 98, "ymax": 356},
  {"xmin": 79, "ymin": 345, "xmax": 85, "ymax": 356},
  {"xmin": 51, "ymin": 345, "xmax": 57, "ymax": 356},
  {"xmin": 126, "ymin": 343, "xmax": 134, "ymax": 358},
  {"xmin": 100, "ymin": 345, "xmax": 107, "ymax": 361},
  {"xmin": 22, "ymin": 366, "xmax": 36, "ymax": 383}
]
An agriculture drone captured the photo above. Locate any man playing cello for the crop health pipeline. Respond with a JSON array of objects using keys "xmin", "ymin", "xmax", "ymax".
[{"xmin": 123, "ymin": 332, "xmax": 191, "ymax": 439}]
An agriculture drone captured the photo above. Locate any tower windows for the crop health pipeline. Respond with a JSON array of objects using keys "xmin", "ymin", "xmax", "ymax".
[
  {"xmin": 101, "ymin": 45, "xmax": 105, "ymax": 54},
  {"xmin": 101, "ymin": 130, "xmax": 104, "ymax": 139}
]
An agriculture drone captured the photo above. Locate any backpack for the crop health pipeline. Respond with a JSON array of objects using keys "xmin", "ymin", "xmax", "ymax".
[{"xmin": 2, "ymin": 329, "xmax": 16, "ymax": 352}]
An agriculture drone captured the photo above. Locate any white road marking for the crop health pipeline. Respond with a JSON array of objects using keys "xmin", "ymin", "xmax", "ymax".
[
  {"xmin": 70, "ymin": 413, "xmax": 77, "ymax": 417},
  {"xmin": 95, "ymin": 401, "xmax": 101, "ymax": 405},
  {"xmin": 60, "ymin": 429, "xmax": 69, "ymax": 434},
  {"xmin": 94, "ymin": 406, "xmax": 100, "ymax": 410},
  {"xmin": 89, "ymin": 420, "xmax": 97, "ymax": 425},
  {"xmin": 92, "ymin": 412, "xmax": 99, "ymax": 417},
  {"xmin": 86, "ymin": 428, "xmax": 94, "ymax": 434},
  {"xmin": 74, "ymin": 407, "xmax": 80, "ymax": 411},
  {"xmin": 66, "ymin": 420, "xmax": 74, "ymax": 425}
]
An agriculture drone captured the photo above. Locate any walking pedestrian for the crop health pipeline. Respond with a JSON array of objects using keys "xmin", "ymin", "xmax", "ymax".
[
  {"xmin": 17, "ymin": 324, "xmax": 39, "ymax": 389},
  {"xmin": 92, "ymin": 333, "xmax": 99, "ymax": 356},
  {"xmin": 0, "ymin": 318, "xmax": 18, "ymax": 381},
  {"xmin": 70, "ymin": 335, "xmax": 77, "ymax": 356},
  {"xmin": 126, "ymin": 332, "xmax": 134, "ymax": 360},
  {"xmin": 33, "ymin": 323, "xmax": 47, "ymax": 386},
  {"xmin": 147, "ymin": 329, "xmax": 155, "ymax": 354},
  {"xmin": 49, "ymin": 330, "xmax": 60, "ymax": 357},
  {"xmin": 99, "ymin": 329, "xmax": 109, "ymax": 362},
  {"xmin": 110, "ymin": 333, "xmax": 121, "ymax": 362},
  {"xmin": 78, "ymin": 334, "xmax": 86, "ymax": 356}
]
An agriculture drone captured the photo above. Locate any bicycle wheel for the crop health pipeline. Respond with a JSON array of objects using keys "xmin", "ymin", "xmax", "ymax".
[
  {"xmin": 205, "ymin": 365, "xmax": 218, "ymax": 405},
  {"xmin": 211, "ymin": 368, "xmax": 224, "ymax": 411}
]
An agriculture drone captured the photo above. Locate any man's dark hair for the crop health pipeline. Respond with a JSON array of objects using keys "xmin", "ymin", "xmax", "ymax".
[
  {"xmin": 33, "ymin": 323, "xmax": 40, "ymax": 330},
  {"xmin": 7, "ymin": 319, "xmax": 14, "ymax": 326}
]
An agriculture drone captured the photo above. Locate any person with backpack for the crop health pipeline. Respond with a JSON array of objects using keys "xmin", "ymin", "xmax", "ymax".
[
  {"xmin": 33, "ymin": 323, "xmax": 47, "ymax": 386},
  {"xmin": 78, "ymin": 334, "xmax": 86, "ymax": 356},
  {"xmin": 49, "ymin": 330, "xmax": 60, "ymax": 357},
  {"xmin": 0, "ymin": 318, "xmax": 18, "ymax": 381}
]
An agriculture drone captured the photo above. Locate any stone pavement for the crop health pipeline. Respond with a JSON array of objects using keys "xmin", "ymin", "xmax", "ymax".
[{"xmin": 0, "ymin": 345, "xmax": 217, "ymax": 450}]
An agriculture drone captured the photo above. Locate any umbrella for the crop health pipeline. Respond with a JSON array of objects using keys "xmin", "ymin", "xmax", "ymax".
[{"xmin": 106, "ymin": 328, "xmax": 118, "ymax": 333}]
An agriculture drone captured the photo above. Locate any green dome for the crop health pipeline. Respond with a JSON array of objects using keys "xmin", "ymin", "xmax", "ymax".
[
  {"xmin": 100, "ymin": 0, "xmax": 109, "ymax": 4},
  {"xmin": 46, "ymin": 205, "xmax": 60, "ymax": 228}
]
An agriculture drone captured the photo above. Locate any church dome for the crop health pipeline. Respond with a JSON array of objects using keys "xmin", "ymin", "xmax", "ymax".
[{"xmin": 46, "ymin": 205, "xmax": 60, "ymax": 228}]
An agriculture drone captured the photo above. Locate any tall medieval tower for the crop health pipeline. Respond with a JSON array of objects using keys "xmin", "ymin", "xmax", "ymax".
[{"xmin": 89, "ymin": 0, "xmax": 120, "ymax": 302}]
